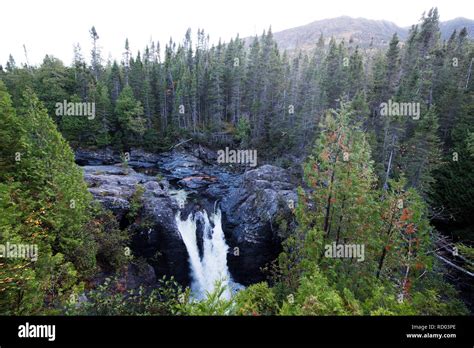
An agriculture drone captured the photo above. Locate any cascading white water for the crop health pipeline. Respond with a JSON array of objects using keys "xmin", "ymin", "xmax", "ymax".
[{"xmin": 175, "ymin": 208, "xmax": 238, "ymax": 300}]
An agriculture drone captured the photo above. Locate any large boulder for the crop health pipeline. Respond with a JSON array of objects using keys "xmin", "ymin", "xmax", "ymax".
[
  {"xmin": 89, "ymin": 262, "xmax": 157, "ymax": 292},
  {"xmin": 137, "ymin": 187, "xmax": 190, "ymax": 285},
  {"xmin": 75, "ymin": 148, "xmax": 117, "ymax": 166},
  {"xmin": 83, "ymin": 165, "xmax": 150, "ymax": 220},
  {"xmin": 81, "ymin": 163, "xmax": 190, "ymax": 285},
  {"xmin": 156, "ymin": 151, "xmax": 204, "ymax": 180},
  {"xmin": 119, "ymin": 263, "xmax": 157, "ymax": 290},
  {"xmin": 127, "ymin": 149, "xmax": 161, "ymax": 170},
  {"xmin": 221, "ymin": 165, "xmax": 297, "ymax": 284}
]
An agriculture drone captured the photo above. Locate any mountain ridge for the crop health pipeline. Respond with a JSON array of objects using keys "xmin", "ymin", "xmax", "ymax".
[{"xmin": 250, "ymin": 16, "xmax": 474, "ymax": 51}]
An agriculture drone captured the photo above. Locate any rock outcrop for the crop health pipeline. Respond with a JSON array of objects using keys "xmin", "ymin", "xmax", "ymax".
[
  {"xmin": 77, "ymin": 148, "xmax": 298, "ymax": 288},
  {"xmin": 221, "ymin": 165, "xmax": 298, "ymax": 284},
  {"xmin": 82, "ymin": 163, "xmax": 190, "ymax": 284}
]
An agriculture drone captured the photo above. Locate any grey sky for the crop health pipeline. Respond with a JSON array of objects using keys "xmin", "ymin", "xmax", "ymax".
[{"xmin": 1, "ymin": 0, "xmax": 472, "ymax": 66}]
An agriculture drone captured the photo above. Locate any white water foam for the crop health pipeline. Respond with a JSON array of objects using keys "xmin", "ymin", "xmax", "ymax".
[{"xmin": 175, "ymin": 209, "xmax": 241, "ymax": 300}]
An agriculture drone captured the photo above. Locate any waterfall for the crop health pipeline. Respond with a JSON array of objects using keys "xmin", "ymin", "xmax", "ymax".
[{"xmin": 175, "ymin": 208, "xmax": 238, "ymax": 300}]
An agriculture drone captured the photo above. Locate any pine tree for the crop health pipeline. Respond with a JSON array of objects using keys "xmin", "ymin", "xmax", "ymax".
[
  {"xmin": 402, "ymin": 107, "xmax": 441, "ymax": 194},
  {"xmin": 91, "ymin": 81, "xmax": 112, "ymax": 146},
  {"xmin": 0, "ymin": 80, "xmax": 24, "ymax": 178},
  {"xmin": 243, "ymin": 36, "xmax": 261, "ymax": 140},
  {"xmin": 321, "ymin": 38, "xmax": 347, "ymax": 108},
  {"xmin": 295, "ymin": 104, "xmax": 380, "ymax": 293},
  {"xmin": 377, "ymin": 178, "xmax": 433, "ymax": 304},
  {"xmin": 34, "ymin": 55, "xmax": 71, "ymax": 123},
  {"xmin": 72, "ymin": 44, "xmax": 89, "ymax": 100},
  {"xmin": 114, "ymin": 85, "xmax": 145, "ymax": 150},
  {"xmin": 106, "ymin": 60, "xmax": 122, "ymax": 107},
  {"xmin": 347, "ymin": 47, "xmax": 365, "ymax": 99},
  {"xmin": 90, "ymin": 26, "xmax": 102, "ymax": 81},
  {"xmin": 0, "ymin": 85, "xmax": 96, "ymax": 314},
  {"xmin": 208, "ymin": 41, "xmax": 225, "ymax": 132}
]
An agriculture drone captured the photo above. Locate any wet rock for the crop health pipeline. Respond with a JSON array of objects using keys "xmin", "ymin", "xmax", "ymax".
[
  {"xmin": 83, "ymin": 165, "xmax": 153, "ymax": 219},
  {"xmin": 75, "ymin": 148, "xmax": 117, "ymax": 166},
  {"xmin": 122, "ymin": 263, "xmax": 157, "ymax": 289},
  {"xmin": 78, "ymin": 148, "xmax": 298, "ymax": 288},
  {"xmin": 221, "ymin": 165, "xmax": 298, "ymax": 285},
  {"xmin": 156, "ymin": 151, "xmax": 204, "ymax": 179}
]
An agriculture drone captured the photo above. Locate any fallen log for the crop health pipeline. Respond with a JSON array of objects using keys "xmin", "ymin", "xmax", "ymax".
[{"xmin": 436, "ymin": 254, "xmax": 474, "ymax": 277}]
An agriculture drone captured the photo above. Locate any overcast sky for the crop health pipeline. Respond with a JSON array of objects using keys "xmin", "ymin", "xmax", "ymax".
[{"xmin": 1, "ymin": 0, "xmax": 472, "ymax": 66}]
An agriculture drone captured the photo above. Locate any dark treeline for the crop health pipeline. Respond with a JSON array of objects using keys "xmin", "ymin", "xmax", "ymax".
[{"xmin": 0, "ymin": 7, "xmax": 473, "ymax": 315}]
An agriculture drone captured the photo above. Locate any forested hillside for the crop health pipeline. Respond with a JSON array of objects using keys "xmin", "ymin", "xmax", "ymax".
[{"xmin": 0, "ymin": 7, "xmax": 473, "ymax": 315}]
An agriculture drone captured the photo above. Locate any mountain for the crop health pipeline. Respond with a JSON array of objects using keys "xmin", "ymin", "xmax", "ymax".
[
  {"xmin": 269, "ymin": 16, "xmax": 407, "ymax": 50},
  {"xmin": 259, "ymin": 16, "xmax": 474, "ymax": 51},
  {"xmin": 439, "ymin": 17, "xmax": 474, "ymax": 40}
]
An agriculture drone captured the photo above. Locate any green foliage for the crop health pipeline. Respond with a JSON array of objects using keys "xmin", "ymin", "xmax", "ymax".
[
  {"xmin": 68, "ymin": 276, "xmax": 184, "ymax": 315},
  {"xmin": 279, "ymin": 268, "xmax": 359, "ymax": 315},
  {"xmin": 85, "ymin": 207, "xmax": 129, "ymax": 272},
  {"xmin": 1, "ymin": 7, "xmax": 471, "ymax": 316},
  {"xmin": 177, "ymin": 282, "xmax": 234, "ymax": 315},
  {"xmin": 0, "ymin": 81, "xmax": 24, "ymax": 177},
  {"xmin": 233, "ymin": 282, "xmax": 278, "ymax": 315},
  {"xmin": 0, "ymin": 84, "xmax": 96, "ymax": 313},
  {"xmin": 126, "ymin": 185, "xmax": 145, "ymax": 222},
  {"xmin": 274, "ymin": 103, "xmax": 467, "ymax": 315},
  {"xmin": 456, "ymin": 243, "xmax": 474, "ymax": 272},
  {"xmin": 114, "ymin": 85, "xmax": 146, "ymax": 150},
  {"xmin": 235, "ymin": 116, "xmax": 251, "ymax": 145},
  {"xmin": 0, "ymin": 84, "xmax": 131, "ymax": 314}
]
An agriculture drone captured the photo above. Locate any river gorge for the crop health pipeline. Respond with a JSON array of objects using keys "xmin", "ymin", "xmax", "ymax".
[{"xmin": 75, "ymin": 145, "xmax": 298, "ymax": 296}]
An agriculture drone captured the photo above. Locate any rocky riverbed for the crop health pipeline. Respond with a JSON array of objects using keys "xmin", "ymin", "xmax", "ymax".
[{"xmin": 76, "ymin": 146, "xmax": 298, "ymax": 289}]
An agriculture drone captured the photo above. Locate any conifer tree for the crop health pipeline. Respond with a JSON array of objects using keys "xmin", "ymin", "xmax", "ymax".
[
  {"xmin": 0, "ymin": 84, "xmax": 96, "ymax": 313},
  {"xmin": 114, "ymin": 85, "xmax": 145, "ymax": 149}
]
